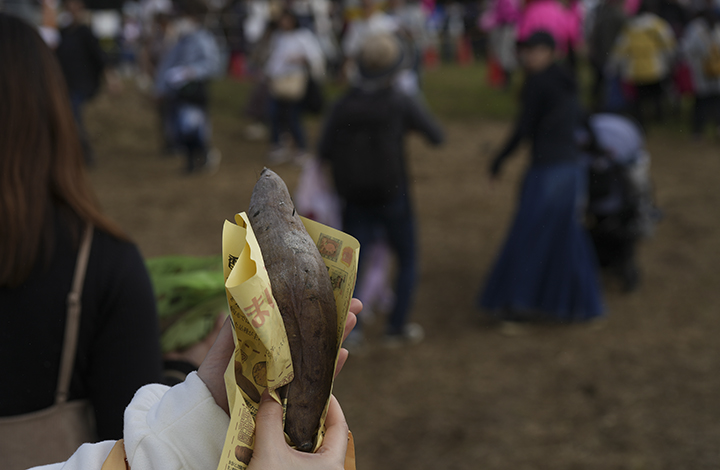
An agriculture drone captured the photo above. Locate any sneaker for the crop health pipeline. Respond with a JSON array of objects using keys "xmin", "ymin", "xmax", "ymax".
[
  {"xmin": 203, "ymin": 148, "xmax": 222, "ymax": 175},
  {"xmin": 383, "ymin": 323, "xmax": 425, "ymax": 349}
]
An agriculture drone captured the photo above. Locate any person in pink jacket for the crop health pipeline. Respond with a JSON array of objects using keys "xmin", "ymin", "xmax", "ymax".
[{"xmin": 516, "ymin": 0, "xmax": 583, "ymax": 59}]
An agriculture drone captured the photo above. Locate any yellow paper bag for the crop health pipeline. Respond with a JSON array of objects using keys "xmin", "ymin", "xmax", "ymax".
[{"xmin": 216, "ymin": 213, "xmax": 359, "ymax": 470}]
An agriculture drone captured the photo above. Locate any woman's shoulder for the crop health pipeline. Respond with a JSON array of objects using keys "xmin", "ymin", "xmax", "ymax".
[
  {"xmin": 89, "ymin": 227, "xmax": 147, "ymax": 275},
  {"xmin": 91, "ymin": 226, "xmax": 139, "ymax": 252},
  {"xmin": 86, "ymin": 228, "xmax": 156, "ymax": 317}
]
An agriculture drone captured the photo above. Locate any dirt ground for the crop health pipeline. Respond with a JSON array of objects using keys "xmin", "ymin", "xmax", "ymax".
[{"xmin": 86, "ymin": 83, "xmax": 720, "ymax": 470}]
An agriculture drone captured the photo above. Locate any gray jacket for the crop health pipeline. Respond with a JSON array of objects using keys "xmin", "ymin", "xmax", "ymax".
[{"xmin": 155, "ymin": 28, "xmax": 221, "ymax": 97}]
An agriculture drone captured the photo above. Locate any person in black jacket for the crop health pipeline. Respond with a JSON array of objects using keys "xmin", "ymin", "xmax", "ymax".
[
  {"xmin": 319, "ymin": 32, "xmax": 443, "ymax": 348},
  {"xmin": 0, "ymin": 15, "xmax": 162, "ymax": 459},
  {"xmin": 478, "ymin": 31, "xmax": 604, "ymax": 324},
  {"xmin": 55, "ymin": 0, "xmax": 107, "ymax": 166},
  {"xmin": 587, "ymin": 0, "xmax": 627, "ymax": 110}
]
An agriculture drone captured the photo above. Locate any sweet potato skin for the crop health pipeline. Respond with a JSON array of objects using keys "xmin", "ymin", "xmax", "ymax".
[{"xmin": 248, "ymin": 168, "xmax": 338, "ymax": 452}]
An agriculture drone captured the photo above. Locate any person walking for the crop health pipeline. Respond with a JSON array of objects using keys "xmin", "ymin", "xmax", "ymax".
[
  {"xmin": 587, "ymin": 0, "xmax": 627, "ymax": 110},
  {"xmin": 681, "ymin": 1, "xmax": 720, "ymax": 140},
  {"xmin": 264, "ymin": 8, "xmax": 326, "ymax": 164},
  {"xmin": 480, "ymin": 0, "xmax": 521, "ymax": 88},
  {"xmin": 607, "ymin": 1, "xmax": 677, "ymax": 129},
  {"xmin": 154, "ymin": 0, "xmax": 222, "ymax": 174},
  {"xmin": 55, "ymin": 0, "xmax": 108, "ymax": 166},
  {"xmin": 478, "ymin": 31, "xmax": 604, "ymax": 325},
  {"xmin": 319, "ymin": 33, "xmax": 444, "ymax": 347}
]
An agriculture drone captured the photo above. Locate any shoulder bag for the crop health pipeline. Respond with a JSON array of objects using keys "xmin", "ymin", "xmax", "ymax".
[
  {"xmin": 0, "ymin": 224, "xmax": 97, "ymax": 470},
  {"xmin": 269, "ymin": 72, "xmax": 308, "ymax": 102}
]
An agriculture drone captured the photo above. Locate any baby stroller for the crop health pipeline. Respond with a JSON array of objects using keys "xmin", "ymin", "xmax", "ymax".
[{"xmin": 581, "ymin": 113, "xmax": 662, "ymax": 292}]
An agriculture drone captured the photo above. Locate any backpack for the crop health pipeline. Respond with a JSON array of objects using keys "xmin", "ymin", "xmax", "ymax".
[
  {"xmin": 322, "ymin": 90, "xmax": 406, "ymax": 206},
  {"xmin": 624, "ymin": 26, "xmax": 664, "ymax": 82}
]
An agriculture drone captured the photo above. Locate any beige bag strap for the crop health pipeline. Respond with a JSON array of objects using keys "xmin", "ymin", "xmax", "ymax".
[{"xmin": 55, "ymin": 224, "xmax": 93, "ymax": 405}]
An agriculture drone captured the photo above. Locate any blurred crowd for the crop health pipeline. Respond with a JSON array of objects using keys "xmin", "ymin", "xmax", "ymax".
[
  {"xmin": 6, "ymin": 0, "xmax": 720, "ymax": 149},
  {"xmin": 483, "ymin": 0, "xmax": 720, "ymax": 135}
]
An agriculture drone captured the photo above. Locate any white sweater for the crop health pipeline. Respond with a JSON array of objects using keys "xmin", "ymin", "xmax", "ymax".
[
  {"xmin": 265, "ymin": 29, "xmax": 326, "ymax": 80},
  {"xmin": 31, "ymin": 372, "xmax": 230, "ymax": 470}
]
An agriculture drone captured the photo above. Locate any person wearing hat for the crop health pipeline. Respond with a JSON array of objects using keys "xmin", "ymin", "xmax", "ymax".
[
  {"xmin": 319, "ymin": 33, "xmax": 444, "ymax": 348},
  {"xmin": 477, "ymin": 30, "xmax": 605, "ymax": 326}
]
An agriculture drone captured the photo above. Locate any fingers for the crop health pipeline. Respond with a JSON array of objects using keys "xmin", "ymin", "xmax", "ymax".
[
  {"xmin": 253, "ymin": 391, "xmax": 286, "ymax": 450},
  {"xmin": 316, "ymin": 395, "xmax": 349, "ymax": 459},
  {"xmin": 342, "ymin": 313, "xmax": 357, "ymax": 343},
  {"xmin": 335, "ymin": 348, "xmax": 348, "ymax": 377},
  {"xmin": 197, "ymin": 317, "xmax": 234, "ymax": 415},
  {"xmin": 343, "ymin": 298, "xmax": 361, "ymax": 343},
  {"xmin": 211, "ymin": 317, "xmax": 235, "ymax": 362},
  {"xmin": 336, "ymin": 298, "xmax": 361, "ymax": 377},
  {"xmin": 349, "ymin": 298, "xmax": 363, "ymax": 316}
]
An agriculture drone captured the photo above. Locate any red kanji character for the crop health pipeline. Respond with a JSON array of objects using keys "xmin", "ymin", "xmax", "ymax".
[
  {"xmin": 263, "ymin": 287, "xmax": 275, "ymax": 308},
  {"xmin": 243, "ymin": 296, "xmax": 270, "ymax": 328},
  {"xmin": 341, "ymin": 247, "xmax": 353, "ymax": 267}
]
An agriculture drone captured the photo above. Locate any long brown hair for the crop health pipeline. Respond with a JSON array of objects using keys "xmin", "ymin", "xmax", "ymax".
[{"xmin": 0, "ymin": 14, "xmax": 128, "ymax": 287}]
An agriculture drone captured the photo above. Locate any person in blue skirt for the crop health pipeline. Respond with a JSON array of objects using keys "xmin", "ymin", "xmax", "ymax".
[{"xmin": 478, "ymin": 30, "xmax": 604, "ymax": 323}]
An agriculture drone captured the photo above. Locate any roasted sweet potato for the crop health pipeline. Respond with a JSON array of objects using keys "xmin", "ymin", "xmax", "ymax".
[{"xmin": 248, "ymin": 168, "xmax": 338, "ymax": 452}]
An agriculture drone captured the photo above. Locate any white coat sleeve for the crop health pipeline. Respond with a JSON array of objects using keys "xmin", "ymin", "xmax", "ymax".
[
  {"xmin": 124, "ymin": 372, "xmax": 230, "ymax": 470},
  {"xmin": 29, "ymin": 442, "xmax": 117, "ymax": 470}
]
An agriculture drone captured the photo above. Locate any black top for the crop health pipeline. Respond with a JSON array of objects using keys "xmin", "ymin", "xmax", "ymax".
[
  {"xmin": 589, "ymin": 3, "xmax": 627, "ymax": 68},
  {"xmin": 490, "ymin": 63, "xmax": 583, "ymax": 176},
  {"xmin": 56, "ymin": 23, "xmax": 106, "ymax": 98},
  {"xmin": 318, "ymin": 86, "xmax": 444, "ymax": 205},
  {"xmin": 0, "ymin": 207, "xmax": 162, "ymax": 440}
]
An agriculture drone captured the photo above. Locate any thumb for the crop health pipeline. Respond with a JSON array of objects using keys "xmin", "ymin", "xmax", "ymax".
[{"xmin": 253, "ymin": 391, "xmax": 286, "ymax": 450}]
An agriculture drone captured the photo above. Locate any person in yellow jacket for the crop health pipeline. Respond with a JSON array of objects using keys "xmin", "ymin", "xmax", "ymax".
[{"xmin": 607, "ymin": 0, "xmax": 677, "ymax": 129}]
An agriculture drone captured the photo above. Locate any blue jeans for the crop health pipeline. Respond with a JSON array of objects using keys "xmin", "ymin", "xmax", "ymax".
[
  {"xmin": 343, "ymin": 191, "xmax": 417, "ymax": 335},
  {"xmin": 166, "ymin": 98, "xmax": 209, "ymax": 173},
  {"xmin": 269, "ymin": 98, "xmax": 306, "ymax": 150}
]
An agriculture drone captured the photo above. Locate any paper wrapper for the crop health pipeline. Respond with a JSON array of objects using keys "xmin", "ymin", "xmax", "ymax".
[{"xmin": 216, "ymin": 212, "xmax": 359, "ymax": 470}]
